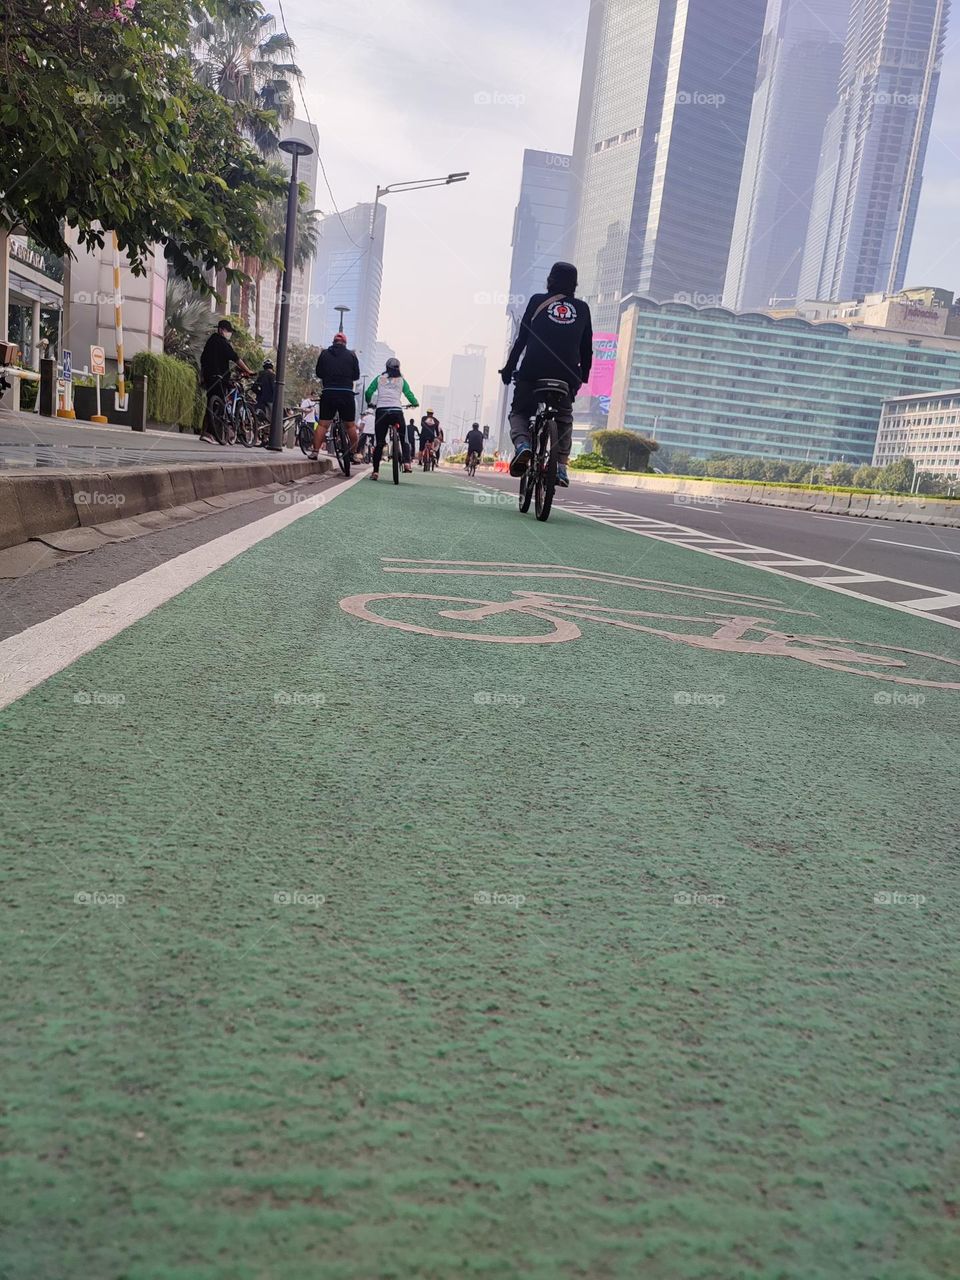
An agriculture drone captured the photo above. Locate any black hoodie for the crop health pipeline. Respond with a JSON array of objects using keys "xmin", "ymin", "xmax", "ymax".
[{"xmin": 315, "ymin": 344, "xmax": 360, "ymax": 392}]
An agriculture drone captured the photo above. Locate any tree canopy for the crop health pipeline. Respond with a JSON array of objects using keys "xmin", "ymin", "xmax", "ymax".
[{"xmin": 0, "ymin": 0, "xmax": 286, "ymax": 288}]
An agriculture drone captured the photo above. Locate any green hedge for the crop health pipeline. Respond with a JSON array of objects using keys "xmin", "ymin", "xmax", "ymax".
[{"xmin": 130, "ymin": 351, "xmax": 199, "ymax": 429}]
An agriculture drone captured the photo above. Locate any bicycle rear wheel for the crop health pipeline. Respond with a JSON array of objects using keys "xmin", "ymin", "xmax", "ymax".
[
  {"xmin": 391, "ymin": 428, "xmax": 400, "ymax": 484},
  {"xmin": 298, "ymin": 418, "xmax": 314, "ymax": 456},
  {"xmin": 535, "ymin": 420, "xmax": 558, "ymax": 522},
  {"xmin": 223, "ymin": 404, "xmax": 238, "ymax": 446},
  {"xmin": 333, "ymin": 416, "xmax": 351, "ymax": 477}
]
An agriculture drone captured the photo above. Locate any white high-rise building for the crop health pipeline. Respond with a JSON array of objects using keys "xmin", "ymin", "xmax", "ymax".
[{"xmin": 447, "ymin": 345, "xmax": 486, "ymax": 442}]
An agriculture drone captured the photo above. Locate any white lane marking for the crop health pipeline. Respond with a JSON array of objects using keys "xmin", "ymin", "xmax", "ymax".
[
  {"xmin": 0, "ymin": 472, "xmax": 367, "ymax": 711},
  {"xmin": 900, "ymin": 592, "xmax": 960, "ymax": 612},
  {"xmin": 870, "ymin": 538, "xmax": 960, "ymax": 557},
  {"xmin": 563, "ymin": 503, "xmax": 960, "ymax": 630}
]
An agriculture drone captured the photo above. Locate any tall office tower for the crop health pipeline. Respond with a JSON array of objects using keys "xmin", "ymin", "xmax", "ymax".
[
  {"xmin": 447, "ymin": 345, "xmax": 487, "ymax": 439},
  {"xmin": 798, "ymin": 0, "xmax": 950, "ymax": 304},
  {"xmin": 568, "ymin": 0, "xmax": 767, "ymax": 332},
  {"xmin": 495, "ymin": 149, "xmax": 573, "ymax": 446},
  {"xmin": 724, "ymin": 0, "xmax": 851, "ymax": 311},
  {"xmin": 307, "ymin": 202, "xmax": 386, "ymax": 382}
]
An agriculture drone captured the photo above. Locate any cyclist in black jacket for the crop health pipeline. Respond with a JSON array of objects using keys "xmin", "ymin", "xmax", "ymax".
[
  {"xmin": 500, "ymin": 261, "xmax": 592, "ymax": 488},
  {"xmin": 312, "ymin": 333, "xmax": 361, "ymax": 460}
]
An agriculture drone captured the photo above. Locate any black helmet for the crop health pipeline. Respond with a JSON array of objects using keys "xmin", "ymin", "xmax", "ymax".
[
  {"xmin": 547, "ymin": 261, "xmax": 578, "ymax": 294},
  {"xmin": 263, "ymin": 360, "xmax": 274, "ymax": 370}
]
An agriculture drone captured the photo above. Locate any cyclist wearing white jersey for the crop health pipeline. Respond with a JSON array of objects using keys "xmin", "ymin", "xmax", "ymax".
[{"xmin": 364, "ymin": 357, "xmax": 419, "ymax": 480}]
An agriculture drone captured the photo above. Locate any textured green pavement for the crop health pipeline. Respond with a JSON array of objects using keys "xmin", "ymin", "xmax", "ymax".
[{"xmin": 2, "ymin": 473, "xmax": 959, "ymax": 1279}]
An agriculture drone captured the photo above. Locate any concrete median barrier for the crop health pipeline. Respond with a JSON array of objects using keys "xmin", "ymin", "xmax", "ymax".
[{"xmin": 1, "ymin": 458, "xmax": 327, "ymax": 551}]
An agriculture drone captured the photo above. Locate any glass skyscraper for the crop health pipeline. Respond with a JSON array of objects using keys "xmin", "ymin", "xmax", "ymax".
[
  {"xmin": 798, "ymin": 0, "xmax": 950, "ymax": 304},
  {"xmin": 612, "ymin": 297, "xmax": 960, "ymax": 463},
  {"xmin": 307, "ymin": 202, "xmax": 386, "ymax": 383},
  {"xmin": 724, "ymin": 0, "xmax": 851, "ymax": 312},
  {"xmin": 568, "ymin": 0, "xmax": 768, "ymax": 333}
]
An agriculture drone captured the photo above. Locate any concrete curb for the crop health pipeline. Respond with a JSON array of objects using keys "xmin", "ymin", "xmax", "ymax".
[
  {"xmin": 0, "ymin": 458, "xmax": 332, "ymax": 550},
  {"xmin": 567, "ymin": 470, "xmax": 960, "ymax": 526}
]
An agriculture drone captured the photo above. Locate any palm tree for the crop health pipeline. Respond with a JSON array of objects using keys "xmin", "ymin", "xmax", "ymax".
[
  {"xmin": 189, "ymin": 7, "xmax": 301, "ymax": 156},
  {"xmin": 164, "ymin": 275, "xmax": 215, "ymax": 366},
  {"xmin": 189, "ymin": 1, "xmax": 303, "ymax": 324}
]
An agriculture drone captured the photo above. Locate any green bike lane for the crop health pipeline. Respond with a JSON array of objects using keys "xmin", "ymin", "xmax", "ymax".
[{"xmin": 2, "ymin": 472, "xmax": 958, "ymax": 1279}]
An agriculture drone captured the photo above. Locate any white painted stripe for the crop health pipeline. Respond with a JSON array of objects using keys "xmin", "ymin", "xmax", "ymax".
[
  {"xmin": 871, "ymin": 538, "xmax": 960, "ymax": 557},
  {"xmin": 899, "ymin": 593, "xmax": 960, "ymax": 611},
  {"xmin": 566, "ymin": 507, "xmax": 960, "ymax": 630},
  {"xmin": 0, "ymin": 472, "xmax": 366, "ymax": 710},
  {"xmin": 816, "ymin": 573, "xmax": 888, "ymax": 585},
  {"xmin": 752, "ymin": 558, "xmax": 824, "ymax": 567}
]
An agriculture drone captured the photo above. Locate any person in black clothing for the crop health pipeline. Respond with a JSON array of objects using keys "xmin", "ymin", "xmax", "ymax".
[
  {"xmin": 464, "ymin": 423, "xmax": 485, "ymax": 467},
  {"xmin": 199, "ymin": 319, "xmax": 253, "ymax": 444},
  {"xmin": 312, "ymin": 332, "xmax": 361, "ymax": 460},
  {"xmin": 406, "ymin": 417, "xmax": 418, "ymax": 462},
  {"xmin": 252, "ymin": 360, "xmax": 275, "ymax": 413},
  {"xmin": 499, "ymin": 261, "xmax": 593, "ymax": 487}
]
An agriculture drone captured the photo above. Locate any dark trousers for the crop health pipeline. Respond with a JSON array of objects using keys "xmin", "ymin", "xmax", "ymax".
[
  {"xmin": 373, "ymin": 409, "xmax": 409, "ymax": 470},
  {"xmin": 509, "ymin": 379, "xmax": 574, "ymax": 457}
]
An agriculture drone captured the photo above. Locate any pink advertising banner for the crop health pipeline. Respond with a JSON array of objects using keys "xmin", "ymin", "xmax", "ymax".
[{"xmin": 585, "ymin": 332, "xmax": 618, "ymax": 399}]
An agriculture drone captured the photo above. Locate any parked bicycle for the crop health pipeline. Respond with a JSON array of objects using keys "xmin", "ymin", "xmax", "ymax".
[{"xmin": 210, "ymin": 374, "xmax": 257, "ymax": 448}]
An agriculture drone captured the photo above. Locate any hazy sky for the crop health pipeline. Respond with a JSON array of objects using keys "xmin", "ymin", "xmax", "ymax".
[{"xmin": 277, "ymin": 0, "xmax": 960, "ymax": 411}]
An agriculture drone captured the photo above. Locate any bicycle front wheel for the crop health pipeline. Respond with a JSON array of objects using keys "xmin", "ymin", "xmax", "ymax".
[
  {"xmin": 299, "ymin": 419, "xmax": 314, "ymax": 456},
  {"xmin": 391, "ymin": 430, "xmax": 400, "ymax": 484}
]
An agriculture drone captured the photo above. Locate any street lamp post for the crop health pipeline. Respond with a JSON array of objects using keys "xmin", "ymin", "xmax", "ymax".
[
  {"xmin": 268, "ymin": 136, "xmax": 314, "ymax": 453},
  {"xmin": 370, "ymin": 172, "xmax": 469, "ymax": 238},
  {"xmin": 334, "ymin": 304, "xmax": 350, "ymax": 335}
]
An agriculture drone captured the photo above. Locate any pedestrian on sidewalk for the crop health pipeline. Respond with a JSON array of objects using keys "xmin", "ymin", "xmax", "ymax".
[{"xmin": 199, "ymin": 319, "xmax": 253, "ymax": 444}]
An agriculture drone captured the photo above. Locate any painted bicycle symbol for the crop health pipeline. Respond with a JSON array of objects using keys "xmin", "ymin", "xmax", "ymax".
[{"xmin": 339, "ymin": 561, "xmax": 960, "ymax": 689}]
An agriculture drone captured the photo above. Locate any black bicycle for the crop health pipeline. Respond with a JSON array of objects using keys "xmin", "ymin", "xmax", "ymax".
[
  {"xmin": 518, "ymin": 379, "xmax": 567, "ymax": 522},
  {"xmin": 326, "ymin": 410, "xmax": 351, "ymax": 477}
]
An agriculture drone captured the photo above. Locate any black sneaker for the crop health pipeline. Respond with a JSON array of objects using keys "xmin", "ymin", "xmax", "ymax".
[{"xmin": 509, "ymin": 447, "xmax": 532, "ymax": 477}]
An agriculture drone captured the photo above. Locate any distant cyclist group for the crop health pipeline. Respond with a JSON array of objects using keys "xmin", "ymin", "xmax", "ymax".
[{"xmin": 198, "ymin": 259, "xmax": 593, "ymax": 501}]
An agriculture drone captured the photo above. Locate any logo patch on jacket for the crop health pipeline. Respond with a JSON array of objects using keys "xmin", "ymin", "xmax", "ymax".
[{"xmin": 547, "ymin": 300, "xmax": 577, "ymax": 325}]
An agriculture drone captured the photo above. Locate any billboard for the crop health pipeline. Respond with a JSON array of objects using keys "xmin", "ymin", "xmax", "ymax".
[{"xmin": 585, "ymin": 333, "xmax": 618, "ymax": 406}]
